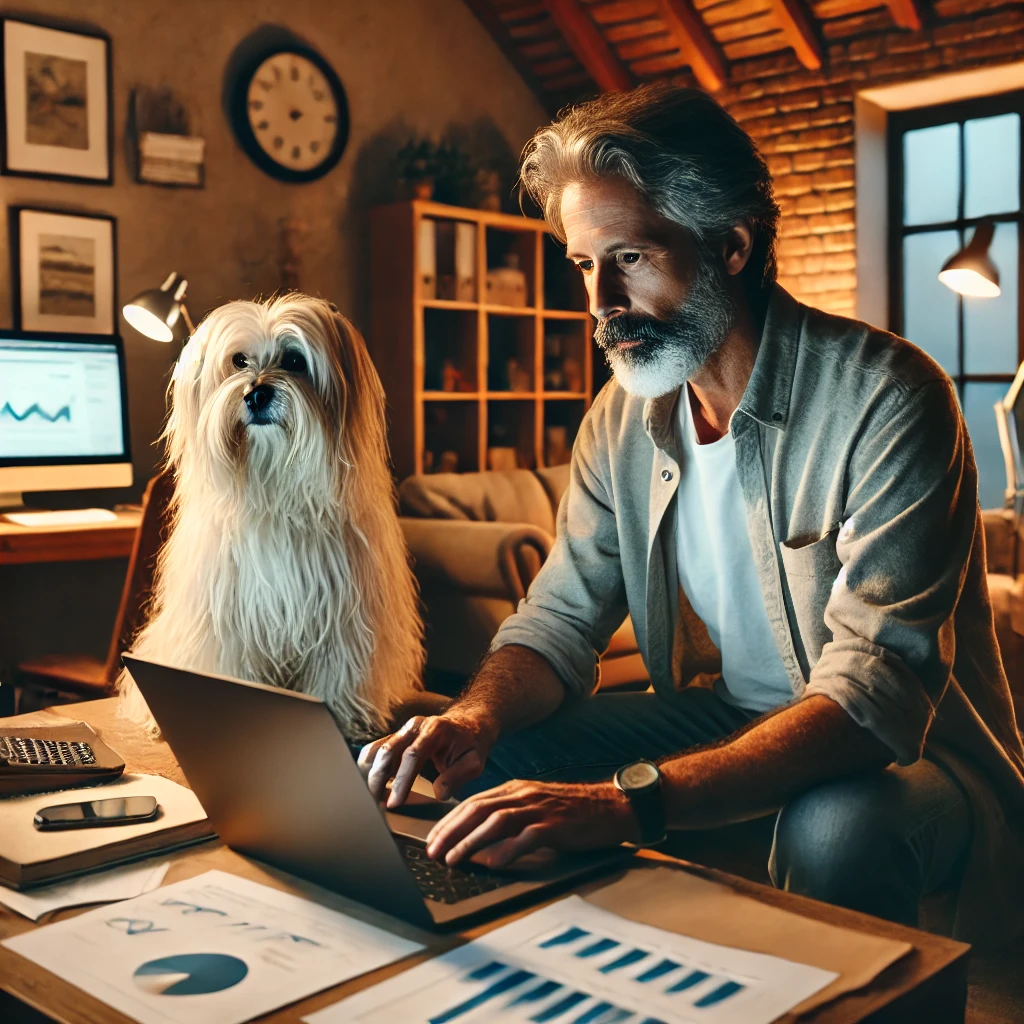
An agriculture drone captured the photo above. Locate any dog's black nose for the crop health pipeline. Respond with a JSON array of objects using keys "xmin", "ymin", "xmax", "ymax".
[{"xmin": 243, "ymin": 383, "xmax": 275, "ymax": 414}]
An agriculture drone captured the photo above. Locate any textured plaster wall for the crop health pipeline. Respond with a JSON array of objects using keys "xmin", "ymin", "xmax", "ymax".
[
  {"xmin": 0, "ymin": 0, "xmax": 547, "ymax": 490},
  {"xmin": 0, "ymin": 0, "xmax": 546, "ymax": 675}
]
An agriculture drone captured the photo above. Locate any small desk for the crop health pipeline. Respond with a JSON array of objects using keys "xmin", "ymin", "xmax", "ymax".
[
  {"xmin": 0, "ymin": 511, "xmax": 141, "ymax": 566},
  {"xmin": 0, "ymin": 700, "xmax": 970, "ymax": 1024}
]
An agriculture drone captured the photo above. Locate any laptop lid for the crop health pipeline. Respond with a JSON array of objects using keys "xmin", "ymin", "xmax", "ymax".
[{"xmin": 121, "ymin": 654, "xmax": 434, "ymax": 928}]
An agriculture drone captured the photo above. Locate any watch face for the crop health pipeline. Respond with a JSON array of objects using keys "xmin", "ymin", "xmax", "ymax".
[
  {"xmin": 618, "ymin": 760, "xmax": 659, "ymax": 791},
  {"xmin": 245, "ymin": 52, "xmax": 340, "ymax": 174}
]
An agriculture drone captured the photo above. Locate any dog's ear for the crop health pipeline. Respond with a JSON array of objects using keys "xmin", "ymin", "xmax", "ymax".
[{"xmin": 163, "ymin": 324, "xmax": 207, "ymax": 469}]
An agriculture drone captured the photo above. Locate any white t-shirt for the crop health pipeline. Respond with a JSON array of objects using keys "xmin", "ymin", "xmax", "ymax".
[{"xmin": 675, "ymin": 387, "xmax": 794, "ymax": 713}]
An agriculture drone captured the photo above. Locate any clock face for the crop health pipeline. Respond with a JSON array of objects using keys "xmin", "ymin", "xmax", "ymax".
[
  {"xmin": 247, "ymin": 53, "xmax": 338, "ymax": 172},
  {"xmin": 233, "ymin": 48, "xmax": 349, "ymax": 182}
]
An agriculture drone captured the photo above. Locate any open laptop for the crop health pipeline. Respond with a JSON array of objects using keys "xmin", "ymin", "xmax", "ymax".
[{"xmin": 122, "ymin": 655, "xmax": 631, "ymax": 929}]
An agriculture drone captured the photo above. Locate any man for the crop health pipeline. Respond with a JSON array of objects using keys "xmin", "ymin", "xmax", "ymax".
[{"xmin": 363, "ymin": 86, "xmax": 1024, "ymax": 942}]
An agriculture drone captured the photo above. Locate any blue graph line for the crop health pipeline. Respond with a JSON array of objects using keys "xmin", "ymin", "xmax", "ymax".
[
  {"xmin": 540, "ymin": 928, "xmax": 590, "ymax": 948},
  {"xmin": 694, "ymin": 981, "xmax": 745, "ymax": 1008},
  {"xmin": 665, "ymin": 969, "xmax": 710, "ymax": 993},
  {"xmin": 635, "ymin": 959, "xmax": 680, "ymax": 983},
  {"xmin": 430, "ymin": 968, "xmax": 536, "ymax": 1023},
  {"xmin": 531, "ymin": 992, "xmax": 589, "ymax": 1022},
  {"xmin": 0, "ymin": 401, "xmax": 70, "ymax": 422},
  {"xmin": 598, "ymin": 949, "xmax": 648, "ymax": 975},
  {"xmin": 576, "ymin": 939, "xmax": 619, "ymax": 959},
  {"xmin": 510, "ymin": 980, "xmax": 564, "ymax": 1007}
]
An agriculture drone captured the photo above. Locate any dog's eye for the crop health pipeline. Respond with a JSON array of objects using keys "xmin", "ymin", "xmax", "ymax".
[
  {"xmin": 231, "ymin": 352, "xmax": 248, "ymax": 370},
  {"xmin": 281, "ymin": 350, "xmax": 307, "ymax": 375}
]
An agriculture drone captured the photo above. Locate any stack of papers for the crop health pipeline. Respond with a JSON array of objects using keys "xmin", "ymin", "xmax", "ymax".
[
  {"xmin": 306, "ymin": 896, "xmax": 839, "ymax": 1024},
  {"xmin": 4, "ymin": 869, "xmax": 423, "ymax": 1024}
]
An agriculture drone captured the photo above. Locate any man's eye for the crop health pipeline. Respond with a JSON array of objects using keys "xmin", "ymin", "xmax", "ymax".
[
  {"xmin": 281, "ymin": 349, "xmax": 308, "ymax": 375},
  {"xmin": 231, "ymin": 352, "xmax": 248, "ymax": 369},
  {"xmin": 619, "ymin": 252, "xmax": 640, "ymax": 265},
  {"xmin": 575, "ymin": 260, "xmax": 594, "ymax": 273}
]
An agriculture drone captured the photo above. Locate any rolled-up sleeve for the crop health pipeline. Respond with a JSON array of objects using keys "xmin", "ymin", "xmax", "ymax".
[
  {"xmin": 490, "ymin": 395, "xmax": 630, "ymax": 697},
  {"xmin": 805, "ymin": 378, "xmax": 978, "ymax": 765}
]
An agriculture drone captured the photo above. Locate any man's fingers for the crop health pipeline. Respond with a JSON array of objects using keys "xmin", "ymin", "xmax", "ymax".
[
  {"xmin": 387, "ymin": 722, "xmax": 452, "ymax": 808},
  {"xmin": 478, "ymin": 822, "xmax": 548, "ymax": 868},
  {"xmin": 443, "ymin": 806, "xmax": 538, "ymax": 866},
  {"xmin": 365, "ymin": 717, "xmax": 425, "ymax": 801},
  {"xmin": 356, "ymin": 738, "xmax": 386, "ymax": 778},
  {"xmin": 432, "ymin": 749, "xmax": 484, "ymax": 801}
]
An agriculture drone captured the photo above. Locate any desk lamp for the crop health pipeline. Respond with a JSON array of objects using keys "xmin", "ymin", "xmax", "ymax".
[
  {"xmin": 938, "ymin": 221, "xmax": 1001, "ymax": 298},
  {"xmin": 123, "ymin": 272, "xmax": 194, "ymax": 343}
]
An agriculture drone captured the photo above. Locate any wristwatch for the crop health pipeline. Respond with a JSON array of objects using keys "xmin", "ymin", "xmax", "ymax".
[{"xmin": 613, "ymin": 759, "xmax": 666, "ymax": 847}]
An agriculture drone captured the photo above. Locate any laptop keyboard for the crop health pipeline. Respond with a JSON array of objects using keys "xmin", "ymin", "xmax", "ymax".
[{"xmin": 395, "ymin": 836, "xmax": 513, "ymax": 904}]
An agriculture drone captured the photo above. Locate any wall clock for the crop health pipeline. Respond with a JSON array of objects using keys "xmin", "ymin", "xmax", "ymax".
[{"xmin": 230, "ymin": 47, "xmax": 349, "ymax": 183}]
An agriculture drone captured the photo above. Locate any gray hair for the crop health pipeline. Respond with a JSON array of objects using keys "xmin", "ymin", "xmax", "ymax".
[{"xmin": 519, "ymin": 84, "xmax": 780, "ymax": 295}]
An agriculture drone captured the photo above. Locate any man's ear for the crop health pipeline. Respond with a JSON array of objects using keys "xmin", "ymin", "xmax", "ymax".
[{"xmin": 722, "ymin": 221, "xmax": 754, "ymax": 277}]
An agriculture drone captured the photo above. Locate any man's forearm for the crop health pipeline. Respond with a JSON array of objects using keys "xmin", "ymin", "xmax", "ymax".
[
  {"xmin": 449, "ymin": 644, "xmax": 567, "ymax": 741},
  {"xmin": 660, "ymin": 695, "xmax": 895, "ymax": 829}
]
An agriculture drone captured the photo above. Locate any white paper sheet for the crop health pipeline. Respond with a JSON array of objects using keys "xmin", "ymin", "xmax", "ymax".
[
  {"xmin": 306, "ymin": 895, "xmax": 838, "ymax": 1024},
  {"xmin": 4, "ymin": 869, "xmax": 423, "ymax": 1024},
  {"xmin": 0, "ymin": 859, "xmax": 170, "ymax": 921}
]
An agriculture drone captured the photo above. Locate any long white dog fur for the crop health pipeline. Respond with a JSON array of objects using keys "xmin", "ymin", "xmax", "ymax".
[{"xmin": 119, "ymin": 294, "xmax": 423, "ymax": 741}]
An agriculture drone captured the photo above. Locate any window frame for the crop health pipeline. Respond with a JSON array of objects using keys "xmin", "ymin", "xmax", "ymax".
[{"xmin": 887, "ymin": 89, "xmax": 1024, "ymax": 396}]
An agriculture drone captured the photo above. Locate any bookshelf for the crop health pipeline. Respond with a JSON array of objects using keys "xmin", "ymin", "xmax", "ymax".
[{"xmin": 369, "ymin": 199, "xmax": 594, "ymax": 480}]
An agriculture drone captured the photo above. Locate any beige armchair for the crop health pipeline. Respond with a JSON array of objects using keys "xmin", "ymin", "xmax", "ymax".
[
  {"xmin": 983, "ymin": 508, "xmax": 1024, "ymax": 729},
  {"xmin": 399, "ymin": 466, "xmax": 648, "ymax": 690}
]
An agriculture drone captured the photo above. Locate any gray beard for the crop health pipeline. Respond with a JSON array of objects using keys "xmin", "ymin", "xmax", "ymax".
[{"xmin": 594, "ymin": 255, "xmax": 736, "ymax": 400}]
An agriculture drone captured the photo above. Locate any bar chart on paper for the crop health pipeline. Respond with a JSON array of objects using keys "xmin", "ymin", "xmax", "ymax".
[{"xmin": 306, "ymin": 896, "xmax": 839, "ymax": 1024}]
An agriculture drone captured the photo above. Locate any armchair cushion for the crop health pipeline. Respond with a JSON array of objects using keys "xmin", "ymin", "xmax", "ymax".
[{"xmin": 399, "ymin": 470, "xmax": 557, "ymax": 534}]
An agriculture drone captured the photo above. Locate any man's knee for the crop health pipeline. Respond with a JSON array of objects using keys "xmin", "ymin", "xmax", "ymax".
[{"xmin": 770, "ymin": 777, "xmax": 914, "ymax": 909}]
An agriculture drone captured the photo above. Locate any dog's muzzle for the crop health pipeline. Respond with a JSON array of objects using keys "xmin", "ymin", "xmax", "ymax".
[{"xmin": 243, "ymin": 382, "xmax": 276, "ymax": 423}]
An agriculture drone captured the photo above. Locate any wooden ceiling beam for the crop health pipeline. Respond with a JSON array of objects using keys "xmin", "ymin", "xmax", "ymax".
[
  {"xmin": 657, "ymin": 0, "xmax": 728, "ymax": 93},
  {"xmin": 770, "ymin": 0, "xmax": 823, "ymax": 69},
  {"xmin": 541, "ymin": 0, "xmax": 634, "ymax": 92},
  {"xmin": 464, "ymin": 0, "xmax": 559, "ymax": 112},
  {"xmin": 884, "ymin": 0, "xmax": 924, "ymax": 30}
]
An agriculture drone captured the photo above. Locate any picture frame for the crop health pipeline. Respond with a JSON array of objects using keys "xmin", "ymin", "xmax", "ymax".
[
  {"xmin": 12, "ymin": 207, "xmax": 117, "ymax": 334},
  {"xmin": 1, "ymin": 19, "xmax": 112, "ymax": 184}
]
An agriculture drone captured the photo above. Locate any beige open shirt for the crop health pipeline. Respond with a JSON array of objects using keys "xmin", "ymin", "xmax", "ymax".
[{"xmin": 492, "ymin": 285, "xmax": 1024, "ymax": 945}]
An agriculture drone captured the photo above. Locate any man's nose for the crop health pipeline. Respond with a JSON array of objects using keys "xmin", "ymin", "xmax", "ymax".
[
  {"xmin": 243, "ymin": 382, "xmax": 275, "ymax": 413},
  {"xmin": 589, "ymin": 263, "xmax": 628, "ymax": 321}
]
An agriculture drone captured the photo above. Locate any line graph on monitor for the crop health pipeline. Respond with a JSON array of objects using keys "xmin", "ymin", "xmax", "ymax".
[{"xmin": 0, "ymin": 401, "xmax": 72, "ymax": 423}]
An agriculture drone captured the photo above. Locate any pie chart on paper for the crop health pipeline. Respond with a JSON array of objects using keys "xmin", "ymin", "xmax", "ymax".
[{"xmin": 133, "ymin": 953, "xmax": 248, "ymax": 996}]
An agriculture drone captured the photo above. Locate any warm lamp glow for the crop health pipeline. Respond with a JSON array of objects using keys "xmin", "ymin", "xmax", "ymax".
[
  {"xmin": 122, "ymin": 302, "xmax": 175, "ymax": 342},
  {"xmin": 122, "ymin": 271, "xmax": 192, "ymax": 343},
  {"xmin": 938, "ymin": 221, "xmax": 1000, "ymax": 298},
  {"xmin": 937, "ymin": 267, "xmax": 1001, "ymax": 298}
]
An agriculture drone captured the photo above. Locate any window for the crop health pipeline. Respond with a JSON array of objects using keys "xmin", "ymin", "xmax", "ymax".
[{"xmin": 889, "ymin": 91, "xmax": 1023, "ymax": 510}]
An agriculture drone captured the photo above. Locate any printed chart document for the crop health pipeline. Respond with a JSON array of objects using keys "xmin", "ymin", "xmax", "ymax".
[
  {"xmin": 4, "ymin": 869, "xmax": 423, "ymax": 1024},
  {"xmin": 306, "ymin": 895, "xmax": 838, "ymax": 1024}
]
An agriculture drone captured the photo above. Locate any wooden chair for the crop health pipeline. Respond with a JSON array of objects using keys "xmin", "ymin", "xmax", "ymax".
[{"xmin": 13, "ymin": 471, "xmax": 175, "ymax": 710}]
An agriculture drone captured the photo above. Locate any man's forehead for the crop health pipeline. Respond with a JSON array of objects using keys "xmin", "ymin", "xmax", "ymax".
[{"xmin": 561, "ymin": 179, "xmax": 667, "ymax": 252}]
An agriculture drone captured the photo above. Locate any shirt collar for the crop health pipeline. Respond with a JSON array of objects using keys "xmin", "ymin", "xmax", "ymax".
[{"xmin": 643, "ymin": 283, "xmax": 802, "ymax": 448}]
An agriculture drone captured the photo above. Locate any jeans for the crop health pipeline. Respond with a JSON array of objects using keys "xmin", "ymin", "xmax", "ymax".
[{"xmin": 466, "ymin": 687, "xmax": 972, "ymax": 929}]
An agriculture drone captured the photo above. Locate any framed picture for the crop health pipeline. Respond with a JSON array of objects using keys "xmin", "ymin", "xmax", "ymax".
[
  {"xmin": 2, "ymin": 19, "xmax": 111, "ymax": 183},
  {"xmin": 12, "ymin": 207, "xmax": 117, "ymax": 334}
]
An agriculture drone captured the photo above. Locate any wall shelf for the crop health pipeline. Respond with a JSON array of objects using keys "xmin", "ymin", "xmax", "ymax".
[{"xmin": 371, "ymin": 199, "xmax": 594, "ymax": 477}]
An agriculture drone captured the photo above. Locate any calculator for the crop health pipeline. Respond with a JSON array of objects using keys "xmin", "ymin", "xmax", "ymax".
[{"xmin": 0, "ymin": 736, "xmax": 98, "ymax": 768}]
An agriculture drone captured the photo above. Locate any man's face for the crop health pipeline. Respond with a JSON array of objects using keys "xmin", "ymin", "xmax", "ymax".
[{"xmin": 561, "ymin": 176, "xmax": 735, "ymax": 399}]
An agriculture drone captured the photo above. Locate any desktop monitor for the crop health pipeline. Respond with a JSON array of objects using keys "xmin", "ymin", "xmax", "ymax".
[
  {"xmin": 0, "ymin": 332, "xmax": 132, "ymax": 508},
  {"xmin": 995, "ymin": 360, "xmax": 1024, "ymax": 517}
]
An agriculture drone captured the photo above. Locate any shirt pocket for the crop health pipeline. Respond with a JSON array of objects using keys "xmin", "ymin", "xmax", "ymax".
[{"xmin": 780, "ymin": 526, "xmax": 843, "ymax": 667}]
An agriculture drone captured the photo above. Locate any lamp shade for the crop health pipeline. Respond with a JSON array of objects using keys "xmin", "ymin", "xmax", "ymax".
[
  {"xmin": 938, "ymin": 222, "xmax": 1001, "ymax": 298},
  {"xmin": 123, "ymin": 272, "xmax": 189, "ymax": 342}
]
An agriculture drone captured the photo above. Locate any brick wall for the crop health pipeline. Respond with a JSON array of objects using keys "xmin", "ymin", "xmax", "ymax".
[{"xmin": 703, "ymin": 0, "xmax": 1024, "ymax": 318}]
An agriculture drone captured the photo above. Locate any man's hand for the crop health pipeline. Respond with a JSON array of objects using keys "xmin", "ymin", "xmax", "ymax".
[
  {"xmin": 358, "ymin": 711, "xmax": 499, "ymax": 808},
  {"xmin": 425, "ymin": 780, "xmax": 640, "ymax": 868}
]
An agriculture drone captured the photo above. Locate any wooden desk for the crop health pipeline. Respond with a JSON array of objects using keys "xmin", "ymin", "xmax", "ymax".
[
  {"xmin": 0, "ymin": 511, "xmax": 142, "ymax": 566},
  {"xmin": 0, "ymin": 700, "xmax": 970, "ymax": 1024}
]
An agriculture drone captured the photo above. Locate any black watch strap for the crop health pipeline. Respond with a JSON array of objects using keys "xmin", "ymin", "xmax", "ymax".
[{"xmin": 613, "ymin": 760, "xmax": 666, "ymax": 847}]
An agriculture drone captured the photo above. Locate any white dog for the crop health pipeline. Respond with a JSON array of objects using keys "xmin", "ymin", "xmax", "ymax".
[{"xmin": 120, "ymin": 294, "xmax": 424, "ymax": 742}]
